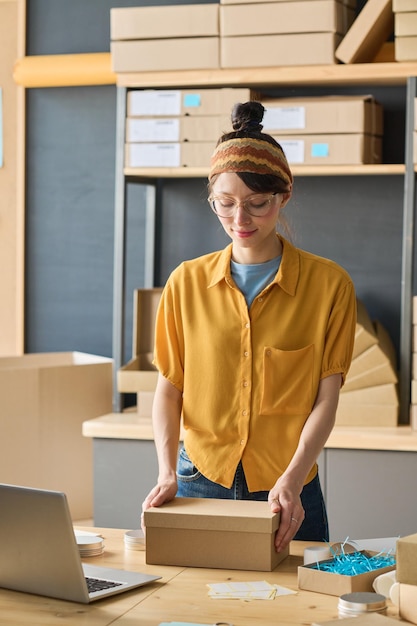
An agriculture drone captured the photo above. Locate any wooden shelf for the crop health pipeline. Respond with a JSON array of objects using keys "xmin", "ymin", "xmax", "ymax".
[
  {"xmin": 124, "ymin": 164, "xmax": 405, "ymax": 179},
  {"xmin": 117, "ymin": 62, "xmax": 417, "ymax": 89}
]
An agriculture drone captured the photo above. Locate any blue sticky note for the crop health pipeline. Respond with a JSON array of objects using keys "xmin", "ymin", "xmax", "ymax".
[
  {"xmin": 311, "ymin": 143, "xmax": 329, "ymax": 158},
  {"xmin": 183, "ymin": 93, "xmax": 201, "ymax": 108}
]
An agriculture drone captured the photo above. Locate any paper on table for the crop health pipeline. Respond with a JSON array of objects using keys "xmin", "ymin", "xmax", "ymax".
[{"xmin": 207, "ymin": 580, "xmax": 297, "ymax": 600}]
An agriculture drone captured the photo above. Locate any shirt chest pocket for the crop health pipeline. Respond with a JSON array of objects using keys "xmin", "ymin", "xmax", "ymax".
[{"xmin": 259, "ymin": 344, "xmax": 315, "ymax": 416}]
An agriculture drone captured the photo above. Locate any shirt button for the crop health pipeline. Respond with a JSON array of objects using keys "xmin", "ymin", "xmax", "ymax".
[
  {"xmin": 258, "ymin": 297, "xmax": 263, "ymax": 302},
  {"xmin": 243, "ymin": 381, "xmax": 248, "ymax": 387},
  {"xmin": 244, "ymin": 351, "xmax": 249, "ymax": 357},
  {"xmin": 266, "ymin": 349, "xmax": 271, "ymax": 357},
  {"xmin": 245, "ymin": 322, "xmax": 250, "ymax": 328},
  {"xmin": 240, "ymin": 439, "xmax": 245, "ymax": 445},
  {"xmin": 242, "ymin": 410, "xmax": 247, "ymax": 416}
]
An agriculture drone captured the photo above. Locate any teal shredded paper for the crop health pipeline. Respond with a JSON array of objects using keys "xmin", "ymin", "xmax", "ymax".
[{"xmin": 312, "ymin": 550, "xmax": 395, "ymax": 576}]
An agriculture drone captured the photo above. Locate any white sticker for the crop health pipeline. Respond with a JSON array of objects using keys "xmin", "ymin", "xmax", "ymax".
[
  {"xmin": 127, "ymin": 118, "xmax": 180, "ymax": 142},
  {"xmin": 127, "ymin": 143, "xmax": 180, "ymax": 167},
  {"xmin": 129, "ymin": 90, "xmax": 181, "ymax": 116},
  {"xmin": 263, "ymin": 106, "xmax": 305, "ymax": 131},
  {"xmin": 279, "ymin": 139, "xmax": 305, "ymax": 164}
]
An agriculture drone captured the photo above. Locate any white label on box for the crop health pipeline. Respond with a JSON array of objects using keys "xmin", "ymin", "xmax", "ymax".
[
  {"xmin": 128, "ymin": 143, "xmax": 181, "ymax": 167},
  {"xmin": 279, "ymin": 139, "xmax": 305, "ymax": 164},
  {"xmin": 129, "ymin": 90, "xmax": 181, "ymax": 116},
  {"xmin": 127, "ymin": 119, "xmax": 180, "ymax": 142},
  {"xmin": 263, "ymin": 106, "xmax": 306, "ymax": 131}
]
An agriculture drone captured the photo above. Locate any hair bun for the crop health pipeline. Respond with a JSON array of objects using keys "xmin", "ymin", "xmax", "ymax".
[{"xmin": 231, "ymin": 101, "xmax": 265, "ymax": 133}]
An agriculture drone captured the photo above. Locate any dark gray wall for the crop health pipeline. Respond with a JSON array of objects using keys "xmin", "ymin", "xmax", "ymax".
[{"xmin": 25, "ymin": 0, "xmax": 407, "ymax": 370}]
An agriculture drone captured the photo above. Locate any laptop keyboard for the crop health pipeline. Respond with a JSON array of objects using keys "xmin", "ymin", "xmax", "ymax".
[{"xmin": 86, "ymin": 576, "xmax": 123, "ymax": 593}]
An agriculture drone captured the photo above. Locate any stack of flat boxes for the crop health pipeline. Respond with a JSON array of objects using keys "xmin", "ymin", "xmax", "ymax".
[
  {"xmin": 110, "ymin": 4, "xmax": 220, "ymax": 73},
  {"xmin": 117, "ymin": 289, "xmax": 161, "ymax": 417},
  {"xmin": 396, "ymin": 534, "xmax": 417, "ymax": 624},
  {"xmin": 219, "ymin": 0, "xmax": 356, "ymax": 68},
  {"xmin": 336, "ymin": 299, "xmax": 399, "ymax": 427},
  {"xmin": 260, "ymin": 95, "xmax": 383, "ymax": 166},
  {"xmin": 410, "ymin": 296, "xmax": 417, "ymax": 430},
  {"xmin": 394, "ymin": 0, "xmax": 417, "ymax": 62},
  {"xmin": 125, "ymin": 88, "xmax": 255, "ymax": 169}
]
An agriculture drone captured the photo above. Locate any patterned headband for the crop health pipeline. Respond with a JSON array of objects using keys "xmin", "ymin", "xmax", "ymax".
[{"xmin": 208, "ymin": 136, "xmax": 293, "ymax": 189}]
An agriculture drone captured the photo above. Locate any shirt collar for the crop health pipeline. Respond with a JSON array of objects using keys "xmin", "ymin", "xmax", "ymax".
[{"xmin": 207, "ymin": 235, "xmax": 299, "ymax": 296}]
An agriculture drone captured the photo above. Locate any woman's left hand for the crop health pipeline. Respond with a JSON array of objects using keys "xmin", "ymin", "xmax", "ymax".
[{"xmin": 268, "ymin": 481, "xmax": 305, "ymax": 553}]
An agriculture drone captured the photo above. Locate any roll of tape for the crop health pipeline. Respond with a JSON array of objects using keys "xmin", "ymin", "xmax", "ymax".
[{"xmin": 304, "ymin": 545, "xmax": 332, "ymax": 565}]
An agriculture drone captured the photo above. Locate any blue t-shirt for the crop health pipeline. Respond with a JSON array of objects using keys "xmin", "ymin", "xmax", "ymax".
[{"xmin": 231, "ymin": 256, "xmax": 281, "ymax": 308}]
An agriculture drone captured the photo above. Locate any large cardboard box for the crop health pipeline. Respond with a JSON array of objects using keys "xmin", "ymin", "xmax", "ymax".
[
  {"xmin": 397, "ymin": 533, "xmax": 417, "ymax": 585},
  {"xmin": 335, "ymin": 383, "xmax": 399, "ymax": 427},
  {"xmin": 0, "ymin": 352, "xmax": 113, "ymax": 520},
  {"xmin": 341, "ymin": 321, "xmax": 398, "ymax": 392},
  {"xmin": 125, "ymin": 142, "xmax": 216, "ymax": 168},
  {"xmin": 144, "ymin": 497, "xmax": 288, "ymax": 571},
  {"xmin": 275, "ymin": 134, "xmax": 382, "ymax": 166},
  {"xmin": 126, "ymin": 116, "xmax": 230, "ymax": 143},
  {"xmin": 127, "ymin": 88, "xmax": 255, "ymax": 118},
  {"xmin": 398, "ymin": 582, "xmax": 417, "ymax": 624},
  {"xmin": 111, "ymin": 4, "xmax": 219, "ymax": 40},
  {"xmin": 262, "ymin": 96, "xmax": 383, "ymax": 136},
  {"xmin": 394, "ymin": 0, "xmax": 417, "ymax": 12},
  {"xmin": 220, "ymin": 1, "xmax": 354, "ymax": 36},
  {"xmin": 221, "ymin": 32, "xmax": 342, "ymax": 68},
  {"xmin": 335, "ymin": 0, "xmax": 394, "ymax": 64},
  {"xmin": 111, "ymin": 38, "xmax": 219, "ymax": 73},
  {"xmin": 353, "ymin": 299, "xmax": 378, "ymax": 359},
  {"xmin": 298, "ymin": 551, "xmax": 395, "ymax": 596},
  {"xmin": 118, "ymin": 289, "xmax": 162, "ymax": 394}
]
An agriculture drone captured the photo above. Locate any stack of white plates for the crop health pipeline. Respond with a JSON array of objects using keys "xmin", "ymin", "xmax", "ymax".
[
  {"xmin": 124, "ymin": 529, "xmax": 145, "ymax": 551},
  {"xmin": 76, "ymin": 535, "xmax": 105, "ymax": 557}
]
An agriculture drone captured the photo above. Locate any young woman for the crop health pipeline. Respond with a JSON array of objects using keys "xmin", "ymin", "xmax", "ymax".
[{"xmin": 142, "ymin": 101, "xmax": 356, "ymax": 553}]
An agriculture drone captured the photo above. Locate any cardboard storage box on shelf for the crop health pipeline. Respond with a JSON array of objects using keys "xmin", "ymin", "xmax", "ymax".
[
  {"xmin": 342, "ymin": 321, "xmax": 398, "ymax": 392},
  {"xmin": 398, "ymin": 583, "xmax": 417, "ymax": 624},
  {"xmin": 111, "ymin": 38, "xmax": 219, "ymax": 73},
  {"xmin": 127, "ymin": 88, "xmax": 255, "ymax": 118},
  {"xmin": 110, "ymin": 4, "xmax": 219, "ymax": 73},
  {"xmin": 261, "ymin": 96, "xmax": 383, "ymax": 137},
  {"xmin": 221, "ymin": 32, "xmax": 342, "ymax": 68},
  {"xmin": 125, "ymin": 142, "xmax": 216, "ymax": 168},
  {"xmin": 126, "ymin": 116, "xmax": 230, "ymax": 144},
  {"xmin": 0, "ymin": 352, "xmax": 113, "ymax": 520},
  {"xmin": 144, "ymin": 497, "xmax": 288, "ymax": 571},
  {"xmin": 394, "ymin": 0, "xmax": 417, "ymax": 61},
  {"xmin": 220, "ymin": 0, "xmax": 356, "ymax": 5},
  {"xmin": 111, "ymin": 4, "xmax": 219, "ymax": 41},
  {"xmin": 275, "ymin": 133, "xmax": 382, "ymax": 166},
  {"xmin": 220, "ymin": 0, "xmax": 355, "ymax": 37},
  {"xmin": 397, "ymin": 533, "xmax": 417, "ymax": 585},
  {"xmin": 298, "ymin": 551, "xmax": 395, "ymax": 596},
  {"xmin": 335, "ymin": 383, "xmax": 399, "ymax": 427},
  {"xmin": 335, "ymin": 0, "xmax": 393, "ymax": 64},
  {"xmin": 118, "ymin": 288, "xmax": 162, "ymax": 394},
  {"xmin": 353, "ymin": 299, "xmax": 378, "ymax": 359}
]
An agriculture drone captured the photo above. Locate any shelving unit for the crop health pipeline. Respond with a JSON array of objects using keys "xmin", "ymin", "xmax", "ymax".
[{"xmin": 112, "ymin": 62, "xmax": 417, "ymax": 424}]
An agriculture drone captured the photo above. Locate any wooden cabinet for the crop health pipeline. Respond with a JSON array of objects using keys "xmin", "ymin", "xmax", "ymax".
[{"xmin": 112, "ymin": 63, "xmax": 417, "ymax": 425}]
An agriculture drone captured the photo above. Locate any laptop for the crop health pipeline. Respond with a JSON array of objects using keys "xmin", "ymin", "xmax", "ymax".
[{"xmin": 0, "ymin": 483, "xmax": 161, "ymax": 603}]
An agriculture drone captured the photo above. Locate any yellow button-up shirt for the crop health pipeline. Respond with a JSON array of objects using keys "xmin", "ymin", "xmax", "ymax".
[{"xmin": 153, "ymin": 236, "xmax": 356, "ymax": 492}]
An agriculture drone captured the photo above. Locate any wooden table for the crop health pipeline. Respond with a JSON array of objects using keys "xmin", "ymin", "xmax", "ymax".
[{"xmin": 0, "ymin": 528, "xmax": 400, "ymax": 626}]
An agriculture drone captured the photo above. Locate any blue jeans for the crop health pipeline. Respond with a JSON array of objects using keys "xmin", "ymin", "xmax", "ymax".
[{"xmin": 176, "ymin": 447, "xmax": 329, "ymax": 542}]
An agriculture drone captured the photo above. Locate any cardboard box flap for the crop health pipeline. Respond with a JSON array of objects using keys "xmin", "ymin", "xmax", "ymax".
[
  {"xmin": 335, "ymin": 0, "xmax": 394, "ymax": 64},
  {"xmin": 132, "ymin": 288, "xmax": 163, "ymax": 356},
  {"xmin": 144, "ymin": 497, "xmax": 280, "ymax": 533}
]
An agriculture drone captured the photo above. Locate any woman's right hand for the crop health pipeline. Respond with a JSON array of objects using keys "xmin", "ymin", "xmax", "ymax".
[{"xmin": 141, "ymin": 479, "xmax": 178, "ymax": 534}]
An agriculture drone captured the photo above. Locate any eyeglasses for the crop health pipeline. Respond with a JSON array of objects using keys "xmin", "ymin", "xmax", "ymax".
[{"xmin": 208, "ymin": 193, "xmax": 277, "ymax": 218}]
